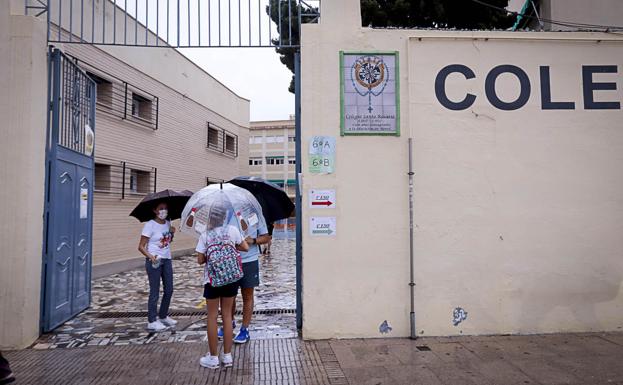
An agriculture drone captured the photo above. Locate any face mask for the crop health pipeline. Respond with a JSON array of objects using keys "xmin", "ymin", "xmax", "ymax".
[{"xmin": 157, "ymin": 209, "xmax": 168, "ymax": 220}]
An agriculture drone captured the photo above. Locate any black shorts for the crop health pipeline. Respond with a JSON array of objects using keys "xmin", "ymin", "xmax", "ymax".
[
  {"xmin": 203, "ymin": 281, "xmax": 239, "ymax": 300},
  {"xmin": 238, "ymin": 260, "xmax": 260, "ymax": 289}
]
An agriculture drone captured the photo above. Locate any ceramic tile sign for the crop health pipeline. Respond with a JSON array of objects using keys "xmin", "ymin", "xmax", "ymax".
[
  {"xmin": 310, "ymin": 217, "xmax": 336, "ymax": 237},
  {"xmin": 340, "ymin": 51, "xmax": 400, "ymax": 136},
  {"xmin": 309, "ymin": 189, "xmax": 336, "ymax": 209},
  {"xmin": 308, "ymin": 136, "xmax": 335, "ymax": 174}
]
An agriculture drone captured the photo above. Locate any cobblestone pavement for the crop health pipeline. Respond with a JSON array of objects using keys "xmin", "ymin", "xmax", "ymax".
[
  {"xmin": 7, "ymin": 333, "xmax": 623, "ymax": 384},
  {"xmin": 33, "ymin": 239, "xmax": 296, "ymax": 349}
]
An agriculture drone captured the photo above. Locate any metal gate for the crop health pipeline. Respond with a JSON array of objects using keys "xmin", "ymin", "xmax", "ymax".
[{"xmin": 41, "ymin": 48, "xmax": 96, "ymax": 332}]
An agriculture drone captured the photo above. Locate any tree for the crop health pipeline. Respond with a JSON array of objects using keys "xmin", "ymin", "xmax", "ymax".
[
  {"xmin": 360, "ymin": 0, "xmax": 513, "ymax": 30},
  {"xmin": 267, "ymin": 0, "xmax": 318, "ymax": 93},
  {"xmin": 268, "ymin": 0, "xmax": 514, "ymax": 93}
]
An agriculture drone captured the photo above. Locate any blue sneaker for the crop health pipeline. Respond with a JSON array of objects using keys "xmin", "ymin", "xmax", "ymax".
[
  {"xmin": 218, "ymin": 321, "xmax": 236, "ymax": 340},
  {"xmin": 234, "ymin": 327, "xmax": 250, "ymax": 344}
]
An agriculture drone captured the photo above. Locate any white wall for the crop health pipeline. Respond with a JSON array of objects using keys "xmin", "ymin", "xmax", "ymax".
[
  {"xmin": 0, "ymin": 3, "xmax": 48, "ymax": 349},
  {"xmin": 300, "ymin": 0, "xmax": 623, "ymax": 339}
]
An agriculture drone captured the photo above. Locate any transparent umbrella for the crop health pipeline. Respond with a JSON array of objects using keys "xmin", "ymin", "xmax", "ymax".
[{"xmin": 180, "ymin": 183, "xmax": 266, "ymax": 239}]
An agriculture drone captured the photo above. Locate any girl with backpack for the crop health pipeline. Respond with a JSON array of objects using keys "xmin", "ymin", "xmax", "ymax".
[{"xmin": 196, "ymin": 208, "xmax": 249, "ymax": 369}]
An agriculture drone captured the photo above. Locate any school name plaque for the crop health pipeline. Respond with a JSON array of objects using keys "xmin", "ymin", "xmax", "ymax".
[{"xmin": 340, "ymin": 51, "xmax": 400, "ymax": 136}]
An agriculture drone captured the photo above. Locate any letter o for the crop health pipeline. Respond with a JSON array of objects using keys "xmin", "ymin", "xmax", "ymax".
[{"xmin": 485, "ymin": 65, "xmax": 531, "ymax": 111}]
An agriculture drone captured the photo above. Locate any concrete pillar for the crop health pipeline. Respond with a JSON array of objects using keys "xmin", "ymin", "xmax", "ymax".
[
  {"xmin": 320, "ymin": 0, "xmax": 361, "ymax": 32},
  {"xmin": 0, "ymin": 3, "xmax": 48, "ymax": 349}
]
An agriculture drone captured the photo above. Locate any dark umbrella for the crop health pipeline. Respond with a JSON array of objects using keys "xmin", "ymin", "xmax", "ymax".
[
  {"xmin": 227, "ymin": 176, "xmax": 295, "ymax": 225},
  {"xmin": 130, "ymin": 189, "xmax": 192, "ymax": 222}
]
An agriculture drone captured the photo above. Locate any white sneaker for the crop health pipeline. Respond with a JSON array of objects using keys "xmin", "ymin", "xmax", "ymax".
[
  {"xmin": 147, "ymin": 320, "xmax": 167, "ymax": 331},
  {"xmin": 160, "ymin": 316, "xmax": 178, "ymax": 326},
  {"xmin": 199, "ymin": 354, "xmax": 220, "ymax": 369},
  {"xmin": 221, "ymin": 353, "xmax": 233, "ymax": 368}
]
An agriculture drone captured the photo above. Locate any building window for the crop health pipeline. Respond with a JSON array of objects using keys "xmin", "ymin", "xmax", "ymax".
[
  {"xmin": 249, "ymin": 136, "xmax": 264, "ymax": 144},
  {"xmin": 266, "ymin": 157, "xmax": 285, "ymax": 165},
  {"xmin": 249, "ymin": 158, "xmax": 263, "ymax": 166},
  {"xmin": 87, "ymin": 72, "xmax": 113, "ymax": 108},
  {"xmin": 94, "ymin": 163, "xmax": 112, "ymax": 191},
  {"xmin": 288, "ymin": 136, "xmax": 296, "ymax": 143},
  {"xmin": 131, "ymin": 93, "xmax": 153, "ymax": 121},
  {"xmin": 208, "ymin": 126, "xmax": 220, "ymax": 149},
  {"xmin": 129, "ymin": 169, "xmax": 151, "ymax": 193},
  {"xmin": 275, "ymin": 136, "xmax": 285, "ymax": 143},
  {"xmin": 225, "ymin": 134, "xmax": 237, "ymax": 155},
  {"xmin": 288, "ymin": 158, "xmax": 296, "ymax": 165}
]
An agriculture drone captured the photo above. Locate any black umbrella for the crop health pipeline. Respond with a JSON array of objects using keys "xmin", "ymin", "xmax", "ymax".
[
  {"xmin": 227, "ymin": 176, "xmax": 295, "ymax": 225},
  {"xmin": 130, "ymin": 189, "xmax": 192, "ymax": 222}
]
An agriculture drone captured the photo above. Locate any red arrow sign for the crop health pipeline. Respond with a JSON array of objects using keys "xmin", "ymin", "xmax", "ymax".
[{"xmin": 312, "ymin": 201, "xmax": 333, "ymax": 207}]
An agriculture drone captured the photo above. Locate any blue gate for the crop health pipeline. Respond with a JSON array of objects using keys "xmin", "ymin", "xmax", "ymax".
[{"xmin": 42, "ymin": 48, "xmax": 96, "ymax": 332}]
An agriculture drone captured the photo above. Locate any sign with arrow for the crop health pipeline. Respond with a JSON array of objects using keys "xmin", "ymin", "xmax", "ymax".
[
  {"xmin": 309, "ymin": 189, "xmax": 336, "ymax": 209},
  {"xmin": 310, "ymin": 217, "xmax": 336, "ymax": 237}
]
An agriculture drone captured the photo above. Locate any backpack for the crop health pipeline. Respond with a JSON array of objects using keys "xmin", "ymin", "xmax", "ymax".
[{"xmin": 204, "ymin": 230, "xmax": 243, "ymax": 287}]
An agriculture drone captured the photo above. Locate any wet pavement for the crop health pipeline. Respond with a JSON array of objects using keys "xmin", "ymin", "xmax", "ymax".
[
  {"xmin": 32, "ymin": 239, "xmax": 297, "ymax": 349},
  {"xmin": 7, "ymin": 333, "xmax": 623, "ymax": 384}
]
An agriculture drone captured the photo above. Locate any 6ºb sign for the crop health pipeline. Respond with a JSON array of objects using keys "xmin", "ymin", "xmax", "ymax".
[{"xmin": 309, "ymin": 189, "xmax": 336, "ymax": 208}]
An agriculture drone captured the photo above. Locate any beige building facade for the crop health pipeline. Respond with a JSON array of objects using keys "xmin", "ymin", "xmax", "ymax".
[
  {"xmin": 300, "ymin": 0, "xmax": 623, "ymax": 339},
  {"xmin": 508, "ymin": 0, "xmax": 623, "ymax": 31},
  {"xmin": 249, "ymin": 118, "xmax": 296, "ymax": 199},
  {"xmin": 1, "ymin": 0, "xmax": 249, "ymax": 348}
]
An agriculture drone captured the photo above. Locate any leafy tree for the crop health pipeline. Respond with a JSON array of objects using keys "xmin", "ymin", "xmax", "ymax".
[{"xmin": 268, "ymin": 0, "xmax": 513, "ymax": 93}]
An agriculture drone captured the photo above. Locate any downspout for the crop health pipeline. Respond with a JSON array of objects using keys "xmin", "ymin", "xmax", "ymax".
[{"xmin": 408, "ymin": 138, "xmax": 416, "ymax": 339}]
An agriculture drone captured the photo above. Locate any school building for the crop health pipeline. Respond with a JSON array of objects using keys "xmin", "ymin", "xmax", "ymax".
[
  {"xmin": 248, "ymin": 117, "xmax": 296, "ymax": 199},
  {"xmin": 2, "ymin": 0, "xmax": 623, "ymax": 349}
]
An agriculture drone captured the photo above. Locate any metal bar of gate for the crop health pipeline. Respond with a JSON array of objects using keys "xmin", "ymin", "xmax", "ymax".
[{"xmin": 294, "ymin": 52, "xmax": 303, "ymax": 330}]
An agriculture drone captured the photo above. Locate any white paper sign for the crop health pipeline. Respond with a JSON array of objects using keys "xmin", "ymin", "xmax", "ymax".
[
  {"xmin": 310, "ymin": 217, "xmax": 336, "ymax": 236},
  {"xmin": 79, "ymin": 188, "xmax": 88, "ymax": 219},
  {"xmin": 308, "ymin": 136, "xmax": 336, "ymax": 174},
  {"xmin": 309, "ymin": 189, "xmax": 336, "ymax": 209}
]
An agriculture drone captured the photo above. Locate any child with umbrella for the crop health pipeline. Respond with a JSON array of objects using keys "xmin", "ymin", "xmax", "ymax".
[{"xmin": 131, "ymin": 190, "xmax": 192, "ymax": 331}]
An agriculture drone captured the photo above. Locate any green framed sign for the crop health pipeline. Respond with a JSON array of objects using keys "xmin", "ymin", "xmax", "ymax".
[{"xmin": 340, "ymin": 51, "xmax": 400, "ymax": 136}]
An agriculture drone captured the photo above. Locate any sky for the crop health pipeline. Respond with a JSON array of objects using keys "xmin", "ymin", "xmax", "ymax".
[
  {"xmin": 114, "ymin": 0, "xmax": 298, "ymax": 122},
  {"xmin": 180, "ymin": 48, "xmax": 295, "ymax": 122}
]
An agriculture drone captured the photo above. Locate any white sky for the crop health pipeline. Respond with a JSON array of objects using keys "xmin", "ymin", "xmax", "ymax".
[
  {"xmin": 180, "ymin": 48, "xmax": 295, "ymax": 122},
  {"xmin": 118, "ymin": 0, "xmax": 297, "ymax": 122}
]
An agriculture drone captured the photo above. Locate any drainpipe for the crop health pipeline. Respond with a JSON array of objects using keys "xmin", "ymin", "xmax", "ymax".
[{"xmin": 408, "ymin": 138, "xmax": 416, "ymax": 339}]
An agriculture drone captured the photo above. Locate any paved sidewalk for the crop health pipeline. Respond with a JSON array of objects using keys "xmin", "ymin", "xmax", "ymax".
[{"xmin": 6, "ymin": 332, "xmax": 623, "ymax": 384}]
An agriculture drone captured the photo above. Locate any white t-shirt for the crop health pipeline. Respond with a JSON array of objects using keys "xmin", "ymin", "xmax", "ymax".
[
  {"xmin": 141, "ymin": 220, "xmax": 173, "ymax": 259},
  {"xmin": 195, "ymin": 226, "xmax": 244, "ymax": 285}
]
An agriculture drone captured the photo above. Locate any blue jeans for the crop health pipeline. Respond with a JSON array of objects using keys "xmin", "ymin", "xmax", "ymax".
[{"xmin": 145, "ymin": 258, "xmax": 173, "ymax": 323}]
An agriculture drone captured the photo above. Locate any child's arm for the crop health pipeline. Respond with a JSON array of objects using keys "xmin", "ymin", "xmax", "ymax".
[
  {"xmin": 197, "ymin": 252, "xmax": 206, "ymax": 265},
  {"xmin": 237, "ymin": 239, "xmax": 250, "ymax": 252}
]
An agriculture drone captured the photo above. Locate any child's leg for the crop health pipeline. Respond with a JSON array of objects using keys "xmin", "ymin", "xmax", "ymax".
[
  {"xmin": 220, "ymin": 296, "xmax": 235, "ymax": 354},
  {"xmin": 206, "ymin": 298, "xmax": 220, "ymax": 356}
]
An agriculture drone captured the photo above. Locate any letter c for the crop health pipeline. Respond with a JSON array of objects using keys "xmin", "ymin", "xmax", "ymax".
[{"xmin": 435, "ymin": 64, "xmax": 477, "ymax": 111}]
